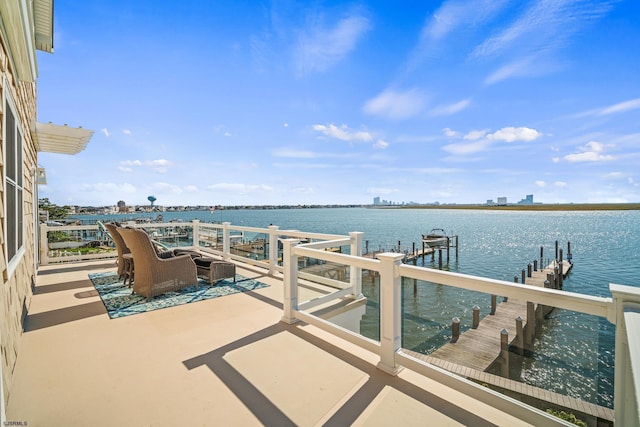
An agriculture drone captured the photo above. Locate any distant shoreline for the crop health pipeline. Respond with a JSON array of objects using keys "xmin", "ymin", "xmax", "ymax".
[{"xmin": 372, "ymin": 203, "xmax": 640, "ymax": 211}]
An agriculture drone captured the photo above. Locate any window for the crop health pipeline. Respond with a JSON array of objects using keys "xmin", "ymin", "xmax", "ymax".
[{"xmin": 4, "ymin": 97, "xmax": 24, "ymax": 265}]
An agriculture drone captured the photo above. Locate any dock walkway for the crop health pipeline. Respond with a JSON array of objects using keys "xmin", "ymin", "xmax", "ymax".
[{"xmin": 429, "ymin": 259, "xmax": 573, "ymax": 372}]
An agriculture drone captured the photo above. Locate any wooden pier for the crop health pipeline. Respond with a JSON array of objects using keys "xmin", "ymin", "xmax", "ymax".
[
  {"xmin": 428, "ymin": 258, "xmax": 572, "ymax": 371},
  {"xmin": 418, "ymin": 243, "xmax": 613, "ymax": 423}
]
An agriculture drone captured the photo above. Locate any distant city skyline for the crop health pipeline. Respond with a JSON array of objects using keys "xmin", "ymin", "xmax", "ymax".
[{"xmin": 37, "ymin": 1, "xmax": 640, "ymax": 206}]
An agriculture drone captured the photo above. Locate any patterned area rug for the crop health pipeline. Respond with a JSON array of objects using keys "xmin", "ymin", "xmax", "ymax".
[{"xmin": 89, "ymin": 271, "xmax": 269, "ymax": 319}]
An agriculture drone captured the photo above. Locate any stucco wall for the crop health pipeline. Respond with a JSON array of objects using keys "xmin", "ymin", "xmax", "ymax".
[{"xmin": 0, "ymin": 37, "xmax": 38, "ymax": 409}]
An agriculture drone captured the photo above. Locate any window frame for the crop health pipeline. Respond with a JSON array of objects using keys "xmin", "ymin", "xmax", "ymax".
[{"xmin": 3, "ymin": 82, "xmax": 26, "ymax": 274}]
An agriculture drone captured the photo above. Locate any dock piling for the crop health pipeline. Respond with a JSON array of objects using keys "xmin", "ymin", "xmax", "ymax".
[
  {"xmin": 472, "ymin": 305, "xmax": 480, "ymax": 329},
  {"xmin": 451, "ymin": 317, "xmax": 460, "ymax": 343},
  {"xmin": 500, "ymin": 329, "xmax": 509, "ymax": 377},
  {"xmin": 515, "ymin": 316, "xmax": 524, "ymax": 355}
]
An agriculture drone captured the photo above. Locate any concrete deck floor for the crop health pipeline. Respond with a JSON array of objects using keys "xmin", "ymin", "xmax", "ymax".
[{"xmin": 7, "ymin": 259, "xmax": 543, "ymax": 426}]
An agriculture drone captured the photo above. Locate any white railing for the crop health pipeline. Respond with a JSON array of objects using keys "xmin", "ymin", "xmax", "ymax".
[
  {"xmin": 39, "ymin": 220, "xmax": 640, "ymax": 425},
  {"xmin": 281, "ymin": 238, "xmax": 640, "ymax": 426}
]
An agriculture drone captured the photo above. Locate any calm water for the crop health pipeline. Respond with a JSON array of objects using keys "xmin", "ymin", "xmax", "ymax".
[{"xmin": 75, "ymin": 207, "xmax": 640, "ymax": 407}]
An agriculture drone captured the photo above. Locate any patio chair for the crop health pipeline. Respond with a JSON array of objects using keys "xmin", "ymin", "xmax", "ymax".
[
  {"xmin": 104, "ymin": 222, "xmax": 134, "ymax": 284},
  {"xmin": 118, "ymin": 227, "xmax": 198, "ymax": 298}
]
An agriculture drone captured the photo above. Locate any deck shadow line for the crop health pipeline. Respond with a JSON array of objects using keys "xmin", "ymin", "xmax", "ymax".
[{"xmin": 183, "ymin": 321, "xmax": 496, "ymax": 426}]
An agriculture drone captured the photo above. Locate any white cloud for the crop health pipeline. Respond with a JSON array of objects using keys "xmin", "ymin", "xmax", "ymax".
[
  {"xmin": 363, "ymin": 88, "xmax": 426, "ymax": 120},
  {"xmin": 121, "ymin": 160, "xmax": 142, "ymax": 167},
  {"xmin": 487, "ymin": 127, "xmax": 542, "ymax": 142},
  {"xmin": 101, "ymin": 128, "xmax": 111, "ymax": 137},
  {"xmin": 443, "ymin": 128, "xmax": 460, "ymax": 138},
  {"xmin": 555, "ymin": 181, "xmax": 567, "ymax": 187},
  {"xmin": 442, "ymin": 139, "xmax": 491, "ymax": 155},
  {"xmin": 283, "ymin": 123, "xmax": 289, "ymax": 127},
  {"xmin": 184, "ymin": 185, "xmax": 198, "ymax": 193},
  {"xmin": 312, "ymin": 124, "xmax": 373, "ymax": 142},
  {"xmin": 564, "ymin": 141, "xmax": 614, "ymax": 162},
  {"xmin": 429, "ymin": 99, "xmax": 471, "ymax": 116},
  {"xmin": 122, "ymin": 129, "xmax": 132, "ymax": 135},
  {"xmin": 464, "ymin": 130, "xmax": 488, "ymax": 140},
  {"xmin": 295, "ymin": 13, "xmax": 370, "ymax": 75},
  {"xmin": 535, "ymin": 180, "xmax": 546, "ymax": 187},
  {"xmin": 374, "ymin": 139, "xmax": 389, "ymax": 149},
  {"xmin": 442, "ymin": 126, "xmax": 542, "ymax": 155}
]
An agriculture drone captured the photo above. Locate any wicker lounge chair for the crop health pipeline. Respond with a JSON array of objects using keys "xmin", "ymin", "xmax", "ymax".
[
  {"xmin": 104, "ymin": 222, "xmax": 133, "ymax": 284},
  {"xmin": 118, "ymin": 227, "xmax": 198, "ymax": 298}
]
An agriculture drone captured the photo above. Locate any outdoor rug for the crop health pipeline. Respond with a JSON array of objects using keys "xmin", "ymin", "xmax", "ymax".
[{"xmin": 89, "ymin": 271, "xmax": 269, "ymax": 319}]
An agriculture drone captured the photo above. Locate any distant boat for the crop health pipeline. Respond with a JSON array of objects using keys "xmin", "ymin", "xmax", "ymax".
[{"xmin": 422, "ymin": 228, "xmax": 447, "ymax": 247}]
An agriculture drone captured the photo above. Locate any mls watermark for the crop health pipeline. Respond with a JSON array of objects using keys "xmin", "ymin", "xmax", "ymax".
[{"xmin": 3, "ymin": 422, "xmax": 28, "ymax": 426}]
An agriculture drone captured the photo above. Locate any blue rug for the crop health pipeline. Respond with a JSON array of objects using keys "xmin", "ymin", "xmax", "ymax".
[{"xmin": 89, "ymin": 271, "xmax": 269, "ymax": 319}]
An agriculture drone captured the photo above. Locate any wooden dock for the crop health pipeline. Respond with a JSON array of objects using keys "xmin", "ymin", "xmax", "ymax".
[{"xmin": 429, "ymin": 259, "xmax": 573, "ymax": 372}]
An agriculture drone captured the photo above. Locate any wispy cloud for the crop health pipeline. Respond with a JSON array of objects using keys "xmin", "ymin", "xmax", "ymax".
[
  {"xmin": 363, "ymin": 88, "xmax": 427, "ymax": 120},
  {"xmin": 294, "ymin": 10, "xmax": 370, "ymax": 76},
  {"xmin": 407, "ymin": 0, "xmax": 509, "ymax": 70},
  {"xmin": 422, "ymin": 0, "xmax": 509, "ymax": 41},
  {"xmin": 312, "ymin": 124, "xmax": 373, "ymax": 142},
  {"xmin": 472, "ymin": 0, "xmax": 614, "ymax": 59},
  {"xmin": 271, "ymin": 148, "xmax": 357, "ymax": 158},
  {"xmin": 475, "ymin": 0, "xmax": 615, "ymax": 85},
  {"xmin": 575, "ymin": 98, "xmax": 640, "ymax": 118},
  {"xmin": 429, "ymin": 99, "xmax": 471, "ymax": 116},
  {"xmin": 101, "ymin": 128, "xmax": 111, "ymax": 137},
  {"xmin": 564, "ymin": 140, "xmax": 614, "ymax": 162}
]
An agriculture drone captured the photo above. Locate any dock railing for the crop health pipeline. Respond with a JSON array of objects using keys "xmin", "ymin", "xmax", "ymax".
[{"xmin": 38, "ymin": 221, "xmax": 640, "ymax": 425}]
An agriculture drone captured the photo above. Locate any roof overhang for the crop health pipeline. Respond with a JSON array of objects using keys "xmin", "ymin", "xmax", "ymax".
[
  {"xmin": 34, "ymin": 0, "xmax": 54, "ymax": 53},
  {"xmin": 0, "ymin": 0, "xmax": 53, "ymax": 82},
  {"xmin": 33, "ymin": 122, "xmax": 94, "ymax": 154}
]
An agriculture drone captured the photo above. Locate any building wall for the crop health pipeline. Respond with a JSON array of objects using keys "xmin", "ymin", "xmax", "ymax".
[{"xmin": 0, "ymin": 36, "xmax": 38, "ymax": 410}]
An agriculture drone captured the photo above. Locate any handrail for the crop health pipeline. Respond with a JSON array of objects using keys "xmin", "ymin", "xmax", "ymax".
[{"xmin": 283, "ymin": 239, "xmax": 640, "ymax": 426}]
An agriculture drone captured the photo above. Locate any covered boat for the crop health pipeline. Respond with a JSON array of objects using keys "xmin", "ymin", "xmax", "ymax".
[{"xmin": 422, "ymin": 228, "xmax": 447, "ymax": 247}]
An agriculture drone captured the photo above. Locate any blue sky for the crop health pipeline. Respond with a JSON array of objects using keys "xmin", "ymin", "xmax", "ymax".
[{"xmin": 36, "ymin": 0, "xmax": 640, "ymax": 207}]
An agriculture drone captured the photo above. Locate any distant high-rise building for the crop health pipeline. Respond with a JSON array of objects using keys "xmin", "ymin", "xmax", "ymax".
[
  {"xmin": 117, "ymin": 200, "xmax": 127, "ymax": 212},
  {"xmin": 497, "ymin": 197, "xmax": 507, "ymax": 206},
  {"xmin": 518, "ymin": 194, "xmax": 534, "ymax": 205},
  {"xmin": 373, "ymin": 197, "xmax": 380, "ymax": 205}
]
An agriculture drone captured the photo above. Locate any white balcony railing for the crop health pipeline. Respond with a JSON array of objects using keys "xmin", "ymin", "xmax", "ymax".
[{"xmin": 38, "ymin": 220, "xmax": 640, "ymax": 426}]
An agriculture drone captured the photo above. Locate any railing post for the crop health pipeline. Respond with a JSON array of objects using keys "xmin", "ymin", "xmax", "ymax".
[
  {"xmin": 376, "ymin": 253, "xmax": 405, "ymax": 376},
  {"xmin": 610, "ymin": 284, "xmax": 640, "ymax": 427},
  {"xmin": 268, "ymin": 225, "xmax": 279, "ymax": 275},
  {"xmin": 281, "ymin": 239, "xmax": 300, "ymax": 324},
  {"xmin": 191, "ymin": 219, "xmax": 200, "ymax": 248},
  {"xmin": 222, "ymin": 222, "xmax": 231, "ymax": 261},
  {"xmin": 349, "ymin": 232, "xmax": 364, "ymax": 298},
  {"xmin": 40, "ymin": 224, "xmax": 50, "ymax": 265}
]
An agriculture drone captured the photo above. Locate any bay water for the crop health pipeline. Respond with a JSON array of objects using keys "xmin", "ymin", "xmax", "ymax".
[{"xmin": 75, "ymin": 207, "xmax": 640, "ymax": 407}]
